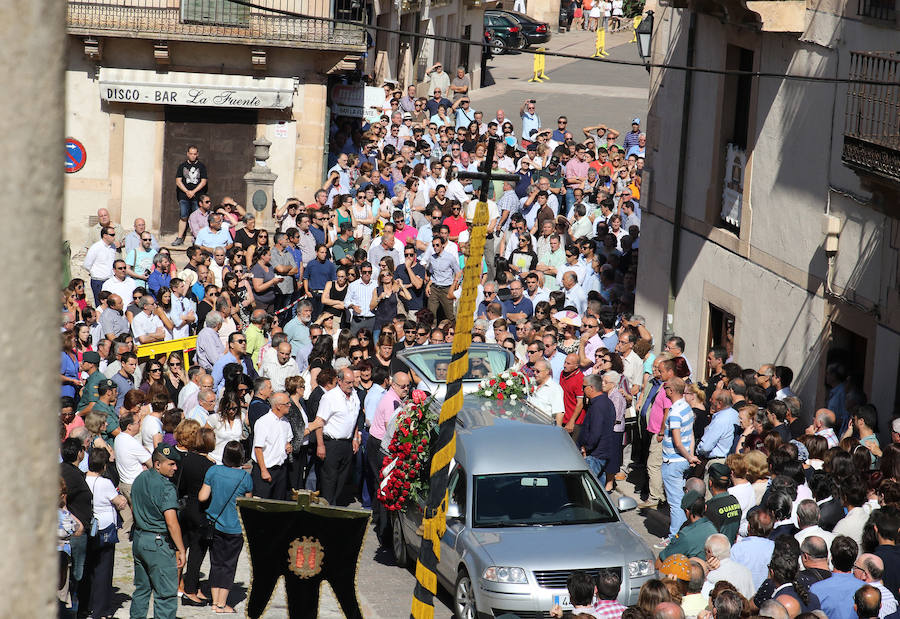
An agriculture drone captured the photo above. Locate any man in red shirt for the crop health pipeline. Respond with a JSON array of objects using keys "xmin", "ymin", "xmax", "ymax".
[
  {"xmin": 443, "ymin": 202, "xmax": 468, "ymax": 243},
  {"xmin": 558, "ymin": 353, "xmax": 585, "ymax": 441}
]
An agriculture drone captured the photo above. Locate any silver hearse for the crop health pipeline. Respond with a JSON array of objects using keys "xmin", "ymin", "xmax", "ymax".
[{"xmin": 388, "ymin": 345, "xmax": 656, "ymax": 619}]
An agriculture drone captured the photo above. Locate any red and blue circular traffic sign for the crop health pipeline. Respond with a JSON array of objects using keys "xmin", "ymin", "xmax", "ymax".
[{"xmin": 65, "ymin": 138, "xmax": 87, "ymax": 173}]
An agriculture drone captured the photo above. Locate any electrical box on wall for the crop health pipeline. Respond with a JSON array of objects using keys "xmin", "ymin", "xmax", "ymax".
[{"xmin": 822, "ymin": 214, "xmax": 840, "ymax": 253}]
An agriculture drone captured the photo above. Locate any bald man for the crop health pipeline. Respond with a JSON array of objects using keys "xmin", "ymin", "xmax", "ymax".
[
  {"xmin": 87, "ymin": 207, "xmax": 125, "ymax": 249},
  {"xmin": 260, "ymin": 342, "xmax": 300, "ymax": 392},
  {"xmin": 855, "ymin": 585, "xmax": 882, "ymax": 619},
  {"xmin": 124, "ymin": 217, "xmax": 159, "ymax": 255},
  {"xmin": 758, "ymin": 599, "xmax": 790, "ymax": 619},
  {"xmin": 806, "ymin": 408, "xmax": 838, "ymax": 447},
  {"xmin": 655, "ymin": 601, "xmax": 686, "ymax": 619},
  {"xmin": 775, "ymin": 594, "xmax": 801, "ymax": 619},
  {"xmin": 856, "ymin": 554, "xmax": 898, "ymax": 618}
]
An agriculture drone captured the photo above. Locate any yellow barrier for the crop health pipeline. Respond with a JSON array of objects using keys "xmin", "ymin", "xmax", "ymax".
[
  {"xmin": 136, "ymin": 335, "xmax": 197, "ymax": 370},
  {"xmin": 528, "ymin": 47, "xmax": 549, "ymax": 82},
  {"xmin": 593, "ymin": 28, "xmax": 610, "ymax": 57},
  {"xmin": 630, "ymin": 16, "xmax": 642, "ymax": 42}
]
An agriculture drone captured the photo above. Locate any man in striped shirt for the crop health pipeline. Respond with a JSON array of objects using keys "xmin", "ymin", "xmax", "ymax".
[{"xmin": 658, "ymin": 376, "xmax": 699, "ymax": 548}]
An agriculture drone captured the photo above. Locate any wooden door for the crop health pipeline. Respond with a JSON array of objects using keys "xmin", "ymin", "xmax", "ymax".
[{"xmin": 161, "ymin": 107, "xmax": 258, "ymax": 234}]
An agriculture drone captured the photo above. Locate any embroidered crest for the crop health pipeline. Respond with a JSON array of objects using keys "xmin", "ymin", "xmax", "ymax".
[{"xmin": 287, "ymin": 536, "xmax": 324, "ymax": 579}]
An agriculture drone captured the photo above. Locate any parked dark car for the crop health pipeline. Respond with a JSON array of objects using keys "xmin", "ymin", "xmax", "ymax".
[
  {"xmin": 483, "ymin": 13, "xmax": 525, "ymax": 55},
  {"xmin": 485, "ymin": 9, "xmax": 551, "ymax": 48}
]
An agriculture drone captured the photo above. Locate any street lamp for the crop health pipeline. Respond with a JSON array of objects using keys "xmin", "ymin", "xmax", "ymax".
[{"xmin": 635, "ymin": 10, "xmax": 654, "ymax": 71}]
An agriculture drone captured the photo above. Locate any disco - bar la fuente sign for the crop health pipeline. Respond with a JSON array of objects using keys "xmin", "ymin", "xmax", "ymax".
[{"xmin": 98, "ymin": 69, "xmax": 294, "ymax": 109}]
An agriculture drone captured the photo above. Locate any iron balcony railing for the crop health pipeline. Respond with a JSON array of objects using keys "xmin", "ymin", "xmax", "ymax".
[
  {"xmin": 857, "ymin": 0, "xmax": 897, "ymax": 21},
  {"xmin": 67, "ymin": 0, "xmax": 366, "ymax": 49},
  {"xmin": 843, "ymin": 51, "xmax": 900, "ymax": 183}
]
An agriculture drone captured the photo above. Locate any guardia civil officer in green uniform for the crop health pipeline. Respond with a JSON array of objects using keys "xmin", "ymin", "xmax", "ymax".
[
  {"xmin": 76, "ymin": 351, "xmax": 104, "ymax": 413},
  {"xmin": 92, "ymin": 379, "xmax": 121, "ymax": 442},
  {"xmin": 130, "ymin": 444, "xmax": 187, "ymax": 619}
]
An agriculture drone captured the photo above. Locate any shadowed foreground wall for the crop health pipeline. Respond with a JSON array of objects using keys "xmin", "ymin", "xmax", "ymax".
[{"xmin": 0, "ymin": 0, "xmax": 65, "ymax": 615}]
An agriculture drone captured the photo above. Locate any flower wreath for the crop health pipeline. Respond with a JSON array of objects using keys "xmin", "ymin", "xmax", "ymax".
[
  {"xmin": 377, "ymin": 389, "xmax": 438, "ymax": 512},
  {"xmin": 475, "ymin": 369, "xmax": 535, "ymax": 402}
]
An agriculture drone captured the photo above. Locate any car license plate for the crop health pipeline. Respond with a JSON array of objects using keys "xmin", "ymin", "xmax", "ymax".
[{"xmin": 553, "ymin": 594, "xmax": 573, "ymax": 611}]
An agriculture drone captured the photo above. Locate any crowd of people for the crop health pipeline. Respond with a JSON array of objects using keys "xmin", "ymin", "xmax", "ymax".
[{"xmin": 58, "ymin": 79, "xmax": 889, "ymax": 619}]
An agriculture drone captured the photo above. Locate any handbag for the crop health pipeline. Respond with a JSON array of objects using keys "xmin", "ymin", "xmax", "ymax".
[{"xmin": 204, "ymin": 472, "xmax": 249, "ymax": 544}]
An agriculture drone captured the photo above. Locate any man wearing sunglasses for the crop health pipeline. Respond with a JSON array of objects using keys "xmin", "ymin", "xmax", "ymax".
[{"xmin": 84, "ymin": 226, "xmax": 118, "ymax": 303}]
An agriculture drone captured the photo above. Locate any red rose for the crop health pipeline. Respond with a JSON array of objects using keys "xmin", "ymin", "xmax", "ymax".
[
  {"xmin": 511, "ymin": 371, "xmax": 518, "ymax": 377},
  {"xmin": 497, "ymin": 393, "xmax": 505, "ymax": 400},
  {"xmin": 499, "ymin": 382, "xmax": 507, "ymax": 390},
  {"xmin": 489, "ymin": 379, "xmax": 496, "ymax": 386}
]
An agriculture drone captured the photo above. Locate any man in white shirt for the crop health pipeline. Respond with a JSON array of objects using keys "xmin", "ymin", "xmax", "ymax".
[
  {"xmin": 794, "ymin": 499, "xmax": 836, "ymax": 551},
  {"xmin": 251, "ymin": 391, "xmax": 293, "ymax": 500},
  {"xmin": 166, "ymin": 278, "xmax": 196, "ymax": 339},
  {"xmin": 131, "ymin": 295, "xmax": 166, "ymax": 344},
  {"xmin": 346, "ymin": 262, "xmax": 378, "ymax": 334},
  {"xmin": 701, "ymin": 534, "xmax": 755, "ymax": 599},
  {"xmin": 260, "ymin": 342, "xmax": 300, "ymax": 392},
  {"xmin": 113, "ymin": 411, "xmax": 151, "ymax": 535},
  {"xmin": 307, "ymin": 369, "xmax": 361, "ymax": 506},
  {"xmin": 84, "ymin": 226, "xmax": 118, "ymax": 302},
  {"xmin": 561, "ymin": 272, "xmax": 588, "ymax": 315},
  {"xmin": 186, "ymin": 388, "xmax": 216, "ymax": 425},
  {"xmin": 102, "ymin": 259, "xmax": 138, "ymax": 301},
  {"xmin": 528, "ymin": 360, "xmax": 565, "ymax": 420},
  {"xmin": 524, "ymin": 272, "xmax": 551, "ymax": 306},
  {"xmin": 177, "ymin": 366, "xmax": 206, "ymax": 411}
]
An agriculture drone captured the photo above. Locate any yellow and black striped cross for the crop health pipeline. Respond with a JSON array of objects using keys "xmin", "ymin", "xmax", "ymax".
[{"xmin": 410, "ymin": 138, "xmax": 520, "ymax": 619}]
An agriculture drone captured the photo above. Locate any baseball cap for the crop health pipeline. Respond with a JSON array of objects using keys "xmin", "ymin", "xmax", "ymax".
[
  {"xmin": 632, "ymin": 117, "xmax": 641, "ymax": 125},
  {"xmin": 707, "ymin": 463, "xmax": 732, "ymax": 486},
  {"xmin": 659, "ymin": 554, "xmax": 691, "ymax": 581},
  {"xmin": 82, "ymin": 351, "xmax": 101, "ymax": 364},
  {"xmin": 526, "ymin": 143, "xmax": 537, "ymax": 152},
  {"xmin": 681, "ymin": 489, "xmax": 704, "ymax": 510},
  {"xmin": 154, "ymin": 444, "xmax": 182, "ymax": 462}
]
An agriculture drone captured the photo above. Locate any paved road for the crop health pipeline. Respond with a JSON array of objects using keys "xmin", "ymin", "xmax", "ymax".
[{"xmin": 472, "ymin": 26, "xmax": 650, "ymax": 148}]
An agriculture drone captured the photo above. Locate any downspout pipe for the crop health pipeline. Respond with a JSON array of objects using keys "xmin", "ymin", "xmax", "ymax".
[{"xmin": 666, "ymin": 9, "xmax": 697, "ymax": 335}]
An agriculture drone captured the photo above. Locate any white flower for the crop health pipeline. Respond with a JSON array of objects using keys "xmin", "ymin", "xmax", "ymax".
[
  {"xmin": 502, "ymin": 372, "xmax": 510, "ymax": 380},
  {"xmin": 510, "ymin": 394, "xmax": 517, "ymax": 400},
  {"xmin": 485, "ymin": 390, "xmax": 492, "ymax": 397}
]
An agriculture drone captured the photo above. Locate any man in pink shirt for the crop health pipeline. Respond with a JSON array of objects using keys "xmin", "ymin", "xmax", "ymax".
[
  {"xmin": 645, "ymin": 356, "xmax": 675, "ymax": 508},
  {"xmin": 370, "ymin": 372, "xmax": 412, "ymax": 445},
  {"xmin": 392, "ymin": 211, "xmax": 418, "ymax": 246},
  {"xmin": 564, "ymin": 144, "xmax": 591, "ymax": 217}
]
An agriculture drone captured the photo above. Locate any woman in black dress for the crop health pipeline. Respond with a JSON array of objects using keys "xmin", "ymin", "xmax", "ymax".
[
  {"xmin": 322, "ymin": 265, "xmax": 350, "ymax": 328},
  {"xmin": 175, "ymin": 421, "xmax": 216, "ymax": 606},
  {"xmin": 370, "ymin": 257, "xmax": 411, "ymax": 339}
]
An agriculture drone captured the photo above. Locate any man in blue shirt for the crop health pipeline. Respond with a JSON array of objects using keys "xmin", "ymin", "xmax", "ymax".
[
  {"xmin": 810, "ymin": 536, "xmax": 867, "ymax": 619},
  {"xmin": 309, "ymin": 209, "xmax": 328, "ymax": 246},
  {"xmin": 211, "ymin": 332, "xmax": 258, "ymax": 390},
  {"xmin": 502, "ymin": 279, "xmax": 533, "ymax": 339},
  {"xmin": 577, "ymin": 373, "xmax": 619, "ymax": 487},
  {"xmin": 194, "ymin": 213, "xmax": 233, "ymax": 252},
  {"xmin": 696, "ymin": 391, "xmax": 739, "ymax": 460},
  {"xmin": 303, "ymin": 244, "xmax": 336, "ymax": 320},
  {"xmin": 146, "ymin": 253, "xmax": 172, "ymax": 296}
]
